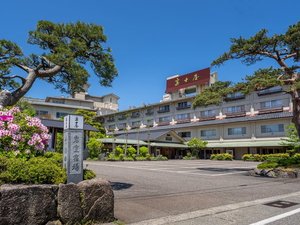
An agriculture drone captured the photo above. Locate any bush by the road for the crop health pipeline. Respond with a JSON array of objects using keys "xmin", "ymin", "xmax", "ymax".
[
  {"xmin": 210, "ymin": 153, "xmax": 233, "ymax": 160},
  {"xmin": 242, "ymin": 153, "xmax": 289, "ymax": 162}
]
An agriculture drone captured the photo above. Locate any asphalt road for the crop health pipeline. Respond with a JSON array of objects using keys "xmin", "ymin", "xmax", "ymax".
[{"xmin": 85, "ymin": 160, "xmax": 300, "ymax": 225}]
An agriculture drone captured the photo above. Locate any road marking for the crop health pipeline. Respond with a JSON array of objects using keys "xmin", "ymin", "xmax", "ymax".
[
  {"xmin": 128, "ymin": 191, "xmax": 300, "ymax": 225},
  {"xmin": 249, "ymin": 207, "xmax": 300, "ymax": 225}
]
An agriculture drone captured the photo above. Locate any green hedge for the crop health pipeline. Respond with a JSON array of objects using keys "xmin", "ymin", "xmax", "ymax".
[
  {"xmin": 256, "ymin": 153, "xmax": 300, "ymax": 169},
  {"xmin": 210, "ymin": 153, "xmax": 233, "ymax": 161},
  {"xmin": 242, "ymin": 154, "xmax": 290, "ymax": 162}
]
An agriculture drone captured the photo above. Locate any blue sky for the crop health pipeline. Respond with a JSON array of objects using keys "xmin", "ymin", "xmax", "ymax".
[{"xmin": 1, "ymin": 0, "xmax": 299, "ymax": 110}]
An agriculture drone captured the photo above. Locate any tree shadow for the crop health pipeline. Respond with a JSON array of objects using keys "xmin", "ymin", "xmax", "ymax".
[{"xmin": 110, "ymin": 182, "xmax": 133, "ymax": 191}]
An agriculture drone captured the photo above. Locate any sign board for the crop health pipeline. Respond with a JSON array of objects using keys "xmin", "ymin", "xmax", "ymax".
[
  {"xmin": 64, "ymin": 115, "xmax": 84, "ymax": 130},
  {"xmin": 63, "ymin": 115, "xmax": 84, "ymax": 183},
  {"xmin": 165, "ymin": 67, "xmax": 210, "ymax": 93}
]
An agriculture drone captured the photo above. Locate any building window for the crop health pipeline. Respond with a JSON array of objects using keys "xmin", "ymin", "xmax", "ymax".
[
  {"xmin": 118, "ymin": 123, "xmax": 127, "ymax": 130},
  {"xmin": 52, "ymin": 99, "xmax": 65, "ymax": 104},
  {"xmin": 225, "ymin": 92, "xmax": 245, "ymax": 101},
  {"xmin": 146, "ymin": 119, "xmax": 154, "ymax": 126},
  {"xmin": 177, "ymin": 102, "xmax": 191, "ymax": 110},
  {"xmin": 36, "ymin": 110, "xmax": 48, "ymax": 116},
  {"xmin": 131, "ymin": 111, "xmax": 140, "ymax": 118},
  {"xmin": 178, "ymin": 131, "xmax": 191, "ymax": 138},
  {"xmin": 158, "ymin": 105, "xmax": 170, "ymax": 113},
  {"xmin": 145, "ymin": 108, "xmax": 154, "ymax": 116},
  {"xmin": 260, "ymin": 100, "xmax": 282, "ymax": 109},
  {"xmin": 258, "ymin": 86, "xmax": 282, "ymax": 96},
  {"xmin": 176, "ymin": 113, "xmax": 190, "ymax": 120},
  {"xmin": 224, "ymin": 105, "xmax": 245, "ymax": 114},
  {"xmin": 131, "ymin": 121, "xmax": 141, "ymax": 128},
  {"xmin": 200, "ymin": 129, "xmax": 216, "ymax": 137},
  {"xmin": 108, "ymin": 125, "xmax": 115, "ymax": 131},
  {"xmin": 107, "ymin": 116, "xmax": 115, "ymax": 122},
  {"xmin": 261, "ymin": 124, "xmax": 284, "ymax": 133},
  {"xmin": 200, "ymin": 110, "xmax": 216, "ymax": 118},
  {"xmin": 56, "ymin": 112, "xmax": 68, "ymax": 118},
  {"xmin": 158, "ymin": 116, "xmax": 171, "ymax": 122},
  {"xmin": 228, "ymin": 127, "xmax": 246, "ymax": 135}
]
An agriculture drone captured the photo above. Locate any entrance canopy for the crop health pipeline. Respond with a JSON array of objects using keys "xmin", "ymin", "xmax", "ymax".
[{"xmin": 101, "ymin": 138, "xmax": 147, "ymax": 145}]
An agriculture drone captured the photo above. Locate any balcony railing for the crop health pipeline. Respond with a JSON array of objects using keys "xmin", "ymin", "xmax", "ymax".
[
  {"xmin": 198, "ymin": 116, "xmax": 216, "ymax": 121},
  {"xmin": 258, "ymin": 107, "xmax": 283, "ymax": 115},
  {"xmin": 107, "ymin": 119, "xmax": 115, "ymax": 122},
  {"xmin": 157, "ymin": 109, "xmax": 170, "ymax": 113},
  {"xmin": 225, "ymin": 111, "xmax": 246, "ymax": 118},
  {"xmin": 118, "ymin": 117, "xmax": 127, "ymax": 121},
  {"xmin": 145, "ymin": 111, "xmax": 154, "ymax": 116},
  {"xmin": 157, "ymin": 121, "xmax": 170, "ymax": 126},
  {"xmin": 131, "ymin": 114, "xmax": 140, "ymax": 118},
  {"xmin": 176, "ymin": 105, "xmax": 191, "ymax": 110},
  {"xmin": 176, "ymin": 118, "xmax": 191, "ymax": 124}
]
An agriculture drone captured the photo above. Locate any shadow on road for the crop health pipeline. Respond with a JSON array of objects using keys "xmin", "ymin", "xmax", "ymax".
[
  {"xmin": 197, "ymin": 167, "xmax": 250, "ymax": 172},
  {"xmin": 110, "ymin": 182, "xmax": 133, "ymax": 190}
]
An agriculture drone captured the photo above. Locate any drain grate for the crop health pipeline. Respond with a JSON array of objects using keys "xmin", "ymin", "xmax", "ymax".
[{"xmin": 264, "ymin": 200, "xmax": 299, "ymax": 208}]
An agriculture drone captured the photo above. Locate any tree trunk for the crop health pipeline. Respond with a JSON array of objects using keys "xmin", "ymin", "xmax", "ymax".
[{"xmin": 291, "ymin": 90, "xmax": 300, "ymax": 137}]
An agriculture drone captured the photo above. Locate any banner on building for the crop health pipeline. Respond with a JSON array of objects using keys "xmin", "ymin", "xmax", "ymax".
[{"xmin": 165, "ymin": 67, "xmax": 210, "ymax": 93}]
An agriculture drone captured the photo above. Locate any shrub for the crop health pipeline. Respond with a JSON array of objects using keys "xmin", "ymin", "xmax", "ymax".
[
  {"xmin": 87, "ymin": 138, "xmax": 103, "ymax": 159},
  {"xmin": 83, "ymin": 169, "xmax": 96, "ymax": 180},
  {"xmin": 115, "ymin": 146, "xmax": 124, "ymax": 156},
  {"xmin": 146, "ymin": 153, "xmax": 151, "ymax": 161},
  {"xmin": 152, "ymin": 155, "xmax": 168, "ymax": 161},
  {"xmin": 124, "ymin": 157, "xmax": 134, "ymax": 161},
  {"xmin": 210, "ymin": 153, "xmax": 233, "ymax": 160},
  {"xmin": 136, "ymin": 156, "xmax": 147, "ymax": 161},
  {"xmin": 0, "ymin": 107, "xmax": 50, "ymax": 153},
  {"xmin": 242, "ymin": 153, "xmax": 290, "ymax": 162},
  {"xmin": 0, "ymin": 156, "xmax": 66, "ymax": 184},
  {"xmin": 257, "ymin": 162, "xmax": 278, "ymax": 169},
  {"xmin": 127, "ymin": 146, "xmax": 136, "ymax": 157},
  {"xmin": 43, "ymin": 152, "xmax": 63, "ymax": 165},
  {"xmin": 119, "ymin": 154, "xmax": 124, "ymax": 161},
  {"xmin": 139, "ymin": 146, "xmax": 149, "ymax": 157}
]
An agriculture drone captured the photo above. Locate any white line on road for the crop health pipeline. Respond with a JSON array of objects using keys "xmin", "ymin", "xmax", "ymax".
[
  {"xmin": 128, "ymin": 191, "xmax": 300, "ymax": 225},
  {"xmin": 249, "ymin": 207, "xmax": 300, "ymax": 225}
]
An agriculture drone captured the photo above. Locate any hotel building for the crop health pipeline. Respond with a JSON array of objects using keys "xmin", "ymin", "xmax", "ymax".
[{"xmin": 97, "ymin": 68, "xmax": 293, "ymax": 159}]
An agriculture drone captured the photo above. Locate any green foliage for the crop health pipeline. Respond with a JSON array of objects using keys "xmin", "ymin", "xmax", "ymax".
[
  {"xmin": 183, "ymin": 152, "xmax": 197, "ymax": 160},
  {"xmin": 83, "ymin": 169, "xmax": 96, "ymax": 180},
  {"xmin": 257, "ymin": 162, "xmax": 279, "ymax": 169},
  {"xmin": 210, "ymin": 153, "xmax": 233, "ymax": 160},
  {"xmin": 55, "ymin": 132, "xmax": 63, "ymax": 153},
  {"xmin": 127, "ymin": 146, "xmax": 136, "ymax": 157},
  {"xmin": 242, "ymin": 153, "xmax": 289, "ymax": 162},
  {"xmin": 87, "ymin": 138, "xmax": 103, "ymax": 159},
  {"xmin": 14, "ymin": 98, "xmax": 36, "ymax": 116},
  {"xmin": 151, "ymin": 155, "xmax": 168, "ymax": 161},
  {"xmin": 74, "ymin": 109, "xmax": 105, "ymax": 136},
  {"xmin": 187, "ymin": 137, "xmax": 207, "ymax": 157},
  {"xmin": 0, "ymin": 156, "xmax": 66, "ymax": 185},
  {"xmin": 0, "ymin": 21, "xmax": 118, "ymax": 107},
  {"xmin": 281, "ymin": 123, "xmax": 300, "ymax": 152},
  {"xmin": 139, "ymin": 146, "xmax": 149, "ymax": 157},
  {"xmin": 115, "ymin": 145, "xmax": 124, "ymax": 156}
]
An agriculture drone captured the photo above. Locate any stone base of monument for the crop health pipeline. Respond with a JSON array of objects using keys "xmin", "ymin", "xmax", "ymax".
[{"xmin": 0, "ymin": 178, "xmax": 114, "ymax": 225}]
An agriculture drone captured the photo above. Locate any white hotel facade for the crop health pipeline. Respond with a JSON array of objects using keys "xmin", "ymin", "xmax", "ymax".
[{"xmin": 97, "ymin": 68, "xmax": 293, "ymax": 159}]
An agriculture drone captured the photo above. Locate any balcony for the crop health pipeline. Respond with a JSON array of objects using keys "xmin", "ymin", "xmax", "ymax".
[
  {"xmin": 225, "ymin": 111, "xmax": 246, "ymax": 118},
  {"xmin": 131, "ymin": 113, "xmax": 140, "ymax": 118},
  {"xmin": 176, "ymin": 118, "xmax": 191, "ymax": 124},
  {"xmin": 257, "ymin": 87, "xmax": 283, "ymax": 96},
  {"xmin": 37, "ymin": 114, "xmax": 52, "ymax": 119},
  {"xmin": 157, "ymin": 109, "xmax": 170, "ymax": 113},
  {"xmin": 176, "ymin": 105, "xmax": 191, "ymax": 110},
  {"xmin": 107, "ymin": 119, "xmax": 115, "ymax": 122},
  {"xmin": 145, "ymin": 111, "xmax": 154, "ymax": 116},
  {"xmin": 118, "ymin": 116, "xmax": 127, "ymax": 121},
  {"xmin": 258, "ymin": 107, "xmax": 283, "ymax": 115},
  {"xmin": 198, "ymin": 116, "xmax": 216, "ymax": 121},
  {"xmin": 157, "ymin": 121, "xmax": 170, "ymax": 126}
]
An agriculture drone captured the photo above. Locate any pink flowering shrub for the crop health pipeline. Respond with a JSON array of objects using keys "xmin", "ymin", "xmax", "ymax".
[{"xmin": 0, "ymin": 107, "xmax": 50, "ymax": 153}]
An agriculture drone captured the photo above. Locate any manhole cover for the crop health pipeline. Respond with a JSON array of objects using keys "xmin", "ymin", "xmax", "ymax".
[{"xmin": 264, "ymin": 200, "xmax": 299, "ymax": 208}]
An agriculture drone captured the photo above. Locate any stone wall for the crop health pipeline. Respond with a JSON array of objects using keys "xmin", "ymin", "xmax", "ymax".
[{"xmin": 0, "ymin": 178, "xmax": 114, "ymax": 225}]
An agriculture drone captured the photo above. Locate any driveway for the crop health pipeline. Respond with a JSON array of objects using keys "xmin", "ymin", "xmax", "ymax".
[{"xmin": 86, "ymin": 160, "xmax": 300, "ymax": 224}]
